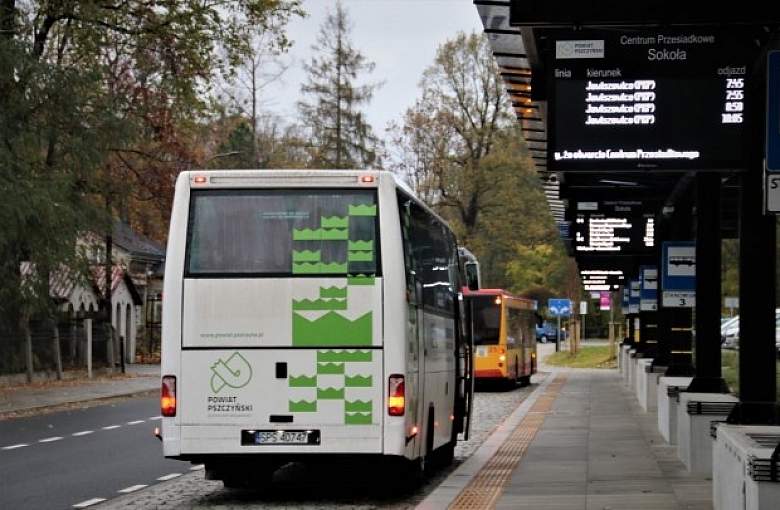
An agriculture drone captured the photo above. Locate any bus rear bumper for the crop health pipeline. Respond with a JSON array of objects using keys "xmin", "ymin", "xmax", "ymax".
[{"xmin": 475, "ymin": 368, "xmax": 505, "ymax": 379}]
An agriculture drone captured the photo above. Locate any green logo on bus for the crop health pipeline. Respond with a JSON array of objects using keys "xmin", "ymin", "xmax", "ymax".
[{"xmin": 210, "ymin": 352, "xmax": 253, "ymax": 393}]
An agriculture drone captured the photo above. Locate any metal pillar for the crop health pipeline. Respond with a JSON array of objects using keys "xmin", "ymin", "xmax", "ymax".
[
  {"xmin": 688, "ymin": 174, "xmax": 729, "ymax": 392},
  {"xmin": 727, "ymin": 37, "xmax": 778, "ymax": 425},
  {"xmin": 664, "ymin": 195, "xmax": 696, "ymax": 377},
  {"xmin": 737, "ymin": 172, "xmax": 776, "ymax": 402}
]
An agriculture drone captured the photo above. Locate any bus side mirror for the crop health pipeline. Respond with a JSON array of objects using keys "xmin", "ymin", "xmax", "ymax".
[{"xmin": 465, "ymin": 264, "xmax": 479, "ymax": 291}]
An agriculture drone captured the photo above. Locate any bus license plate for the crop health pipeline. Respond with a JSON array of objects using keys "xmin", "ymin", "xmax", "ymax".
[
  {"xmin": 477, "ymin": 346, "xmax": 488, "ymax": 357},
  {"xmin": 255, "ymin": 430, "xmax": 309, "ymax": 444}
]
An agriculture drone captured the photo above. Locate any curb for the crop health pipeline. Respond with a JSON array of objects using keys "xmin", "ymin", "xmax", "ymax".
[
  {"xmin": 0, "ymin": 387, "xmax": 159, "ymax": 420},
  {"xmin": 415, "ymin": 372, "xmax": 557, "ymax": 509}
]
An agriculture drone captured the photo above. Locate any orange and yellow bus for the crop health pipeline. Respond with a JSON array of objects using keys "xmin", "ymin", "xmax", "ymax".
[{"xmin": 464, "ymin": 289, "xmax": 538, "ymax": 386}]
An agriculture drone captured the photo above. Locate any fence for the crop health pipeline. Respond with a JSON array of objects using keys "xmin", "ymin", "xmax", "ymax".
[{"xmin": 0, "ymin": 315, "xmax": 120, "ymax": 379}]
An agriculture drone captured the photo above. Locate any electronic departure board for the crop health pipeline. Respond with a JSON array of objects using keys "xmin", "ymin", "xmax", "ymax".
[
  {"xmin": 547, "ymin": 29, "xmax": 753, "ymax": 171},
  {"xmin": 574, "ymin": 213, "xmax": 655, "ymax": 254},
  {"xmin": 581, "ymin": 269, "xmax": 625, "ymax": 291}
]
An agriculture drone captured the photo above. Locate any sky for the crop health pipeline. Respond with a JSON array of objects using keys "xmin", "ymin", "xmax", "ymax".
[{"xmin": 259, "ymin": 0, "xmax": 484, "ymax": 139}]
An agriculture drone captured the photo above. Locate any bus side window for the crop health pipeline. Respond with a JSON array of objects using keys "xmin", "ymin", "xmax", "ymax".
[
  {"xmin": 397, "ymin": 193, "xmax": 418, "ymax": 303},
  {"xmin": 506, "ymin": 307, "xmax": 518, "ymax": 347},
  {"xmin": 524, "ymin": 311, "xmax": 535, "ymax": 347}
]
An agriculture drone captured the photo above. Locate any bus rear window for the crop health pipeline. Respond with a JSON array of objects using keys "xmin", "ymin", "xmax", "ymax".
[
  {"xmin": 186, "ymin": 189, "xmax": 379, "ymax": 276},
  {"xmin": 471, "ymin": 296, "xmax": 500, "ymax": 345}
]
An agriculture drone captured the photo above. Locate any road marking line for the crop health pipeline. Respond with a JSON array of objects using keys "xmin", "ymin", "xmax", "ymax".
[
  {"xmin": 102, "ymin": 425, "xmax": 121, "ymax": 430},
  {"xmin": 190, "ymin": 464, "xmax": 204, "ymax": 471},
  {"xmin": 39, "ymin": 436, "xmax": 63, "ymax": 443},
  {"xmin": 157, "ymin": 473, "xmax": 182, "ymax": 481},
  {"xmin": 118, "ymin": 484, "xmax": 147, "ymax": 493},
  {"xmin": 1, "ymin": 444, "xmax": 29, "ymax": 450},
  {"xmin": 73, "ymin": 498, "xmax": 106, "ymax": 508},
  {"xmin": 72, "ymin": 430, "xmax": 94, "ymax": 437},
  {"xmin": 148, "ymin": 416, "xmax": 162, "ymax": 421},
  {"xmin": 126, "ymin": 420, "xmax": 145, "ymax": 425}
]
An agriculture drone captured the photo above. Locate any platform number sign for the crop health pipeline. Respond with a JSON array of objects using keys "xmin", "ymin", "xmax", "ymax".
[
  {"xmin": 661, "ymin": 242, "xmax": 695, "ymax": 308},
  {"xmin": 766, "ymin": 174, "xmax": 780, "ymax": 213}
]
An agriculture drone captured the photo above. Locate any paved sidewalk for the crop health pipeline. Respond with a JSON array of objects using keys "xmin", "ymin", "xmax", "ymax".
[
  {"xmin": 423, "ymin": 368, "xmax": 712, "ymax": 510},
  {"xmin": 0, "ymin": 364, "xmax": 159, "ymax": 416}
]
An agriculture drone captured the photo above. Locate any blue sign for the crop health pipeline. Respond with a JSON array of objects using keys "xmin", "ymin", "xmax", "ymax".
[
  {"xmin": 662, "ymin": 242, "xmax": 695, "ymax": 291},
  {"xmin": 662, "ymin": 241, "xmax": 696, "ymax": 308},
  {"xmin": 628, "ymin": 280, "xmax": 640, "ymax": 314},
  {"xmin": 621, "ymin": 287, "xmax": 629, "ymax": 314},
  {"xmin": 767, "ymin": 50, "xmax": 780, "ymax": 172},
  {"xmin": 548, "ymin": 298, "xmax": 572, "ymax": 317},
  {"xmin": 639, "ymin": 265, "xmax": 658, "ymax": 311}
]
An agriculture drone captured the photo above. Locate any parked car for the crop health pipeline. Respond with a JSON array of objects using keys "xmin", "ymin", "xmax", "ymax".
[
  {"xmin": 776, "ymin": 329, "xmax": 780, "ymax": 358},
  {"xmin": 721, "ymin": 316, "xmax": 739, "ymax": 349},
  {"xmin": 776, "ymin": 316, "xmax": 780, "ymax": 358},
  {"xmin": 720, "ymin": 310, "xmax": 780, "ymax": 352},
  {"xmin": 536, "ymin": 322, "xmax": 563, "ymax": 343}
]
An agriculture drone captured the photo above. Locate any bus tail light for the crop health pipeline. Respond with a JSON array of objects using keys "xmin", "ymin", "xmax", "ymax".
[
  {"xmin": 161, "ymin": 375, "xmax": 177, "ymax": 417},
  {"xmin": 388, "ymin": 375, "xmax": 405, "ymax": 416}
]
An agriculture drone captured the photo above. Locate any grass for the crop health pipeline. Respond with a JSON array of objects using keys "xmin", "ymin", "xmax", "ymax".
[
  {"xmin": 544, "ymin": 345, "xmax": 617, "ymax": 369},
  {"xmin": 721, "ymin": 350, "xmax": 780, "ymax": 396}
]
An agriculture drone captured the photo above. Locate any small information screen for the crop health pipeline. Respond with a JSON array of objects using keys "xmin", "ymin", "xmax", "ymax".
[
  {"xmin": 574, "ymin": 213, "xmax": 654, "ymax": 254},
  {"xmin": 548, "ymin": 29, "xmax": 752, "ymax": 171},
  {"xmin": 581, "ymin": 269, "xmax": 625, "ymax": 291}
]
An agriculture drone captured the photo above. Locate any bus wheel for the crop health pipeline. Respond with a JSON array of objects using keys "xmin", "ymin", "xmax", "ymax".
[
  {"xmin": 436, "ymin": 441, "xmax": 455, "ymax": 467},
  {"xmin": 506, "ymin": 363, "xmax": 518, "ymax": 390},
  {"xmin": 384, "ymin": 457, "xmax": 423, "ymax": 493}
]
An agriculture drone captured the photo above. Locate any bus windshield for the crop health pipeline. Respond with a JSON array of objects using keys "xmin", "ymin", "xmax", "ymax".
[
  {"xmin": 186, "ymin": 189, "xmax": 379, "ymax": 276},
  {"xmin": 471, "ymin": 296, "xmax": 501, "ymax": 345}
]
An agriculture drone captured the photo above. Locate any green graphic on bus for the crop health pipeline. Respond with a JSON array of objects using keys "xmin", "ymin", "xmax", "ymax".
[
  {"xmin": 209, "ymin": 352, "xmax": 253, "ymax": 393},
  {"xmin": 292, "ymin": 312, "xmax": 372, "ymax": 346}
]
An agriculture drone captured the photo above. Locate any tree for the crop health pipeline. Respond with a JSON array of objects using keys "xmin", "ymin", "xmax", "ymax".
[
  {"xmin": 390, "ymin": 31, "xmax": 574, "ymax": 298},
  {"xmin": 219, "ymin": 30, "xmax": 292, "ymax": 167},
  {"xmin": 206, "ymin": 113, "xmax": 312, "ymax": 170},
  {"xmin": 298, "ymin": 0, "xmax": 381, "ymax": 169},
  {"xmin": 390, "ymin": 32, "xmax": 513, "ymax": 240},
  {"xmin": 0, "ymin": 1, "xmax": 303, "ymax": 376}
]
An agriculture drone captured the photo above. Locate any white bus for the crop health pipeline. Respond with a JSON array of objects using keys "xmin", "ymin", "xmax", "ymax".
[{"xmin": 160, "ymin": 170, "xmax": 474, "ymax": 488}]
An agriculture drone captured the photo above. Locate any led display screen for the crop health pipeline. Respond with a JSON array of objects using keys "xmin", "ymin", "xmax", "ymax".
[
  {"xmin": 547, "ymin": 29, "xmax": 752, "ymax": 171},
  {"xmin": 509, "ymin": 2, "xmax": 780, "ymax": 27},
  {"xmin": 574, "ymin": 212, "xmax": 654, "ymax": 254},
  {"xmin": 581, "ymin": 269, "xmax": 625, "ymax": 291}
]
